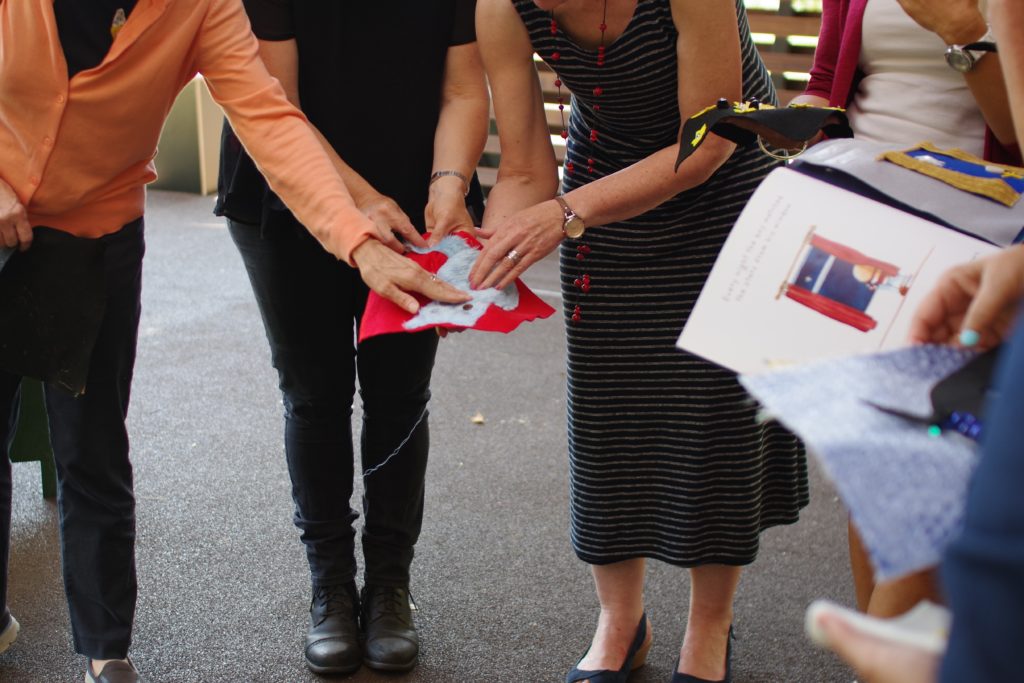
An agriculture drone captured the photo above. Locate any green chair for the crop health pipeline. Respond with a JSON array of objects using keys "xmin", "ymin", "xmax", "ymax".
[{"xmin": 8, "ymin": 380, "xmax": 57, "ymax": 499}]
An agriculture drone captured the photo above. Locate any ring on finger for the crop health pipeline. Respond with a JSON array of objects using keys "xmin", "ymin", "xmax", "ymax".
[{"xmin": 505, "ymin": 248, "xmax": 522, "ymax": 264}]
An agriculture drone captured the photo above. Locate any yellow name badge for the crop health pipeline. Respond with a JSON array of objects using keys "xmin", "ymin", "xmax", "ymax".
[{"xmin": 111, "ymin": 8, "xmax": 127, "ymax": 39}]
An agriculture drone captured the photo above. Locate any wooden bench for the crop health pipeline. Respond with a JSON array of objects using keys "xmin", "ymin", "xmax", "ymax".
[{"xmin": 476, "ymin": 0, "xmax": 821, "ymax": 194}]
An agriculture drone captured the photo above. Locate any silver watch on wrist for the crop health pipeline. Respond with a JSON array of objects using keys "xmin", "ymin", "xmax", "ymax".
[
  {"xmin": 555, "ymin": 196, "xmax": 586, "ymax": 239},
  {"xmin": 945, "ymin": 25, "xmax": 997, "ymax": 73}
]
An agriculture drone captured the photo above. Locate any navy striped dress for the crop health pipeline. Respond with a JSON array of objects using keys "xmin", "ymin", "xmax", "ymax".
[{"xmin": 514, "ymin": 0, "xmax": 809, "ymax": 567}]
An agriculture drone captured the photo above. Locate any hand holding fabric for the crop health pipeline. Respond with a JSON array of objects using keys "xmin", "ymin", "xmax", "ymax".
[
  {"xmin": 0, "ymin": 176, "xmax": 31, "ymax": 251},
  {"xmin": 909, "ymin": 244, "xmax": 1024, "ymax": 349},
  {"xmin": 352, "ymin": 238, "xmax": 470, "ymax": 314},
  {"xmin": 469, "ymin": 198, "xmax": 564, "ymax": 290},
  {"xmin": 425, "ymin": 177, "xmax": 476, "ymax": 246},
  {"xmin": 360, "ymin": 231, "xmax": 555, "ymax": 341},
  {"xmin": 894, "ymin": 0, "xmax": 987, "ymax": 45},
  {"xmin": 359, "ymin": 193, "xmax": 427, "ymax": 252}
]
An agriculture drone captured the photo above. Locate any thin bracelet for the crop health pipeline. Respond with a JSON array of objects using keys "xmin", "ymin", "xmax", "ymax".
[{"xmin": 429, "ymin": 170, "xmax": 470, "ymax": 196}]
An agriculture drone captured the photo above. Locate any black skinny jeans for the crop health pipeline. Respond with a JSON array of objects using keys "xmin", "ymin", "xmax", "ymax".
[
  {"xmin": 228, "ymin": 217, "xmax": 438, "ymax": 589},
  {"xmin": 0, "ymin": 218, "xmax": 144, "ymax": 660}
]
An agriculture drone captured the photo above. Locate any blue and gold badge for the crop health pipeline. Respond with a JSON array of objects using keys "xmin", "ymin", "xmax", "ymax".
[{"xmin": 880, "ymin": 143, "xmax": 1024, "ymax": 207}]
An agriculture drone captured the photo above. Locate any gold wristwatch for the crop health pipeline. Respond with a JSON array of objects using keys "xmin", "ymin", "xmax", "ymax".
[{"xmin": 555, "ymin": 196, "xmax": 586, "ymax": 239}]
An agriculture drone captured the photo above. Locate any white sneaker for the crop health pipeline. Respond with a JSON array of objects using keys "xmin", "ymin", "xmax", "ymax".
[{"xmin": 0, "ymin": 608, "xmax": 19, "ymax": 654}]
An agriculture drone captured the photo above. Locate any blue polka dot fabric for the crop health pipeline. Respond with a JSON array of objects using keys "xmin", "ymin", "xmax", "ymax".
[{"xmin": 741, "ymin": 344, "xmax": 980, "ymax": 581}]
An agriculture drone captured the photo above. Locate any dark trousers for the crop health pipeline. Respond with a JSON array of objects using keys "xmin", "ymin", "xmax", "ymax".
[
  {"xmin": 228, "ymin": 218, "xmax": 438, "ymax": 588},
  {"xmin": 0, "ymin": 219, "xmax": 144, "ymax": 659}
]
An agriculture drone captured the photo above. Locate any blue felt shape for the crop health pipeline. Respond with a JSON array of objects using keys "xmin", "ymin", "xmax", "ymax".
[
  {"xmin": 402, "ymin": 235, "xmax": 519, "ymax": 330},
  {"xmin": 907, "ymin": 149, "xmax": 1024, "ymax": 193},
  {"xmin": 740, "ymin": 345, "xmax": 981, "ymax": 581}
]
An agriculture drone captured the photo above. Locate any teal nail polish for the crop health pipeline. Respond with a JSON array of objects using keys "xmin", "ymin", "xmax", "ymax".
[{"xmin": 959, "ymin": 329, "xmax": 980, "ymax": 347}]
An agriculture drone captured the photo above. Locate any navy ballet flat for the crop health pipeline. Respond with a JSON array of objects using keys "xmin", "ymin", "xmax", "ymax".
[
  {"xmin": 566, "ymin": 613, "xmax": 651, "ymax": 683},
  {"xmin": 670, "ymin": 626, "xmax": 735, "ymax": 683}
]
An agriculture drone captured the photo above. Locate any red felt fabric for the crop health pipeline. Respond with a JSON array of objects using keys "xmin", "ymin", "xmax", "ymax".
[
  {"xmin": 358, "ymin": 232, "xmax": 556, "ymax": 342},
  {"xmin": 785, "ymin": 283, "xmax": 878, "ymax": 332}
]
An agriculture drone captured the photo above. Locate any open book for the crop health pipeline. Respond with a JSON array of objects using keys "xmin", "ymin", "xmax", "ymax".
[{"xmin": 676, "ymin": 166, "xmax": 1000, "ymax": 374}]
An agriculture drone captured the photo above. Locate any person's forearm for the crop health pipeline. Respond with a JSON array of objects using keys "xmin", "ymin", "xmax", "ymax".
[
  {"xmin": 910, "ymin": 5, "xmax": 1015, "ymax": 145},
  {"xmin": 561, "ymin": 136, "xmax": 735, "ymax": 230},
  {"xmin": 254, "ymin": 38, "xmax": 385, "ymax": 209},
  {"xmin": 963, "ymin": 54, "xmax": 1016, "ymax": 145},
  {"xmin": 309, "ymin": 125, "xmax": 384, "ymax": 209},
  {"xmin": 989, "ymin": 0, "xmax": 1024, "ymax": 145},
  {"xmin": 789, "ymin": 94, "xmax": 830, "ymax": 108},
  {"xmin": 481, "ymin": 167, "xmax": 559, "ymax": 232},
  {"xmin": 431, "ymin": 96, "xmax": 489, "ymax": 193}
]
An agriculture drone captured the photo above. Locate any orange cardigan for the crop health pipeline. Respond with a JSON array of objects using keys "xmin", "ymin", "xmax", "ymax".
[{"xmin": 0, "ymin": 0, "xmax": 376, "ymax": 264}]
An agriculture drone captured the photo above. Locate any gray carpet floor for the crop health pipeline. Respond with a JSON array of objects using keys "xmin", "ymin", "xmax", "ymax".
[{"xmin": 2, "ymin": 191, "xmax": 854, "ymax": 682}]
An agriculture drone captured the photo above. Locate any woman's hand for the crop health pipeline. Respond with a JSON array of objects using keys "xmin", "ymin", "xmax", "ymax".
[
  {"xmin": 468, "ymin": 199, "xmax": 564, "ymax": 290},
  {"xmin": 909, "ymin": 245, "xmax": 1024, "ymax": 349},
  {"xmin": 425, "ymin": 176, "xmax": 477, "ymax": 246},
  {"xmin": 894, "ymin": 0, "xmax": 987, "ymax": 45},
  {"xmin": 0, "ymin": 177, "xmax": 31, "ymax": 251},
  {"xmin": 351, "ymin": 238, "xmax": 470, "ymax": 314},
  {"xmin": 358, "ymin": 193, "xmax": 427, "ymax": 253}
]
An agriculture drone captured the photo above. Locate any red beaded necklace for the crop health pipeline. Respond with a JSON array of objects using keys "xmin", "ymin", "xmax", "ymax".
[{"xmin": 549, "ymin": 0, "xmax": 607, "ymax": 324}]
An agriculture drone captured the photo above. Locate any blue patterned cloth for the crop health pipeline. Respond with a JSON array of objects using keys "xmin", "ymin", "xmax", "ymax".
[{"xmin": 741, "ymin": 345, "xmax": 981, "ymax": 581}]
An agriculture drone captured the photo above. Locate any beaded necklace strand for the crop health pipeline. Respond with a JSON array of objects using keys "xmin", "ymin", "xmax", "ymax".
[{"xmin": 549, "ymin": 0, "xmax": 607, "ymax": 324}]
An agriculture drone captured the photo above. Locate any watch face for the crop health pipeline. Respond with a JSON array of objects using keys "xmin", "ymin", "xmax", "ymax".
[
  {"xmin": 564, "ymin": 216, "xmax": 586, "ymax": 239},
  {"xmin": 945, "ymin": 47, "xmax": 974, "ymax": 73}
]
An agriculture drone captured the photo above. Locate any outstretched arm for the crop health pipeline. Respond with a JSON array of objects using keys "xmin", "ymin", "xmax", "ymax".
[
  {"xmin": 197, "ymin": 0, "xmax": 467, "ymax": 311},
  {"xmin": 474, "ymin": 0, "xmax": 562, "ymax": 230},
  {"xmin": 470, "ymin": 0, "xmax": 744, "ymax": 290},
  {"xmin": 425, "ymin": 38, "xmax": 490, "ymax": 245},
  {"xmin": 255, "ymin": 38, "xmax": 426, "ymax": 253}
]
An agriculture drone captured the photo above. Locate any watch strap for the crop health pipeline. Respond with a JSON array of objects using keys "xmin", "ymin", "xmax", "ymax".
[
  {"xmin": 957, "ymin": 23, "xmax": 996, "ymax": 60},
  {"xmin": 555, "ymin": 195, "xmax": 574, "ymax": 220},
  {"xmin": 963, "ymin": 41, "xmax": 997, "ymax": 54},
  {"xmin": 555, "ymin": 195, "xmax": 585, "ymax": 238}
]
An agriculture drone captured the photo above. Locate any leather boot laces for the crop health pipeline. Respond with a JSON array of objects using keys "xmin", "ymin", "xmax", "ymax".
[
  {"xmin": 369, "ymin": 588, "xmax": 412, "ymax": 627},
  {"xmin": 313, "ymin": 585, "xmax": 354, "ymax": 626}
]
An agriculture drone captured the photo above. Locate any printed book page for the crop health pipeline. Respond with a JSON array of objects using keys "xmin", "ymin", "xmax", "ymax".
[{"xmin": 677, "ymin": 167, "xmax": 999, "ymax": 374}]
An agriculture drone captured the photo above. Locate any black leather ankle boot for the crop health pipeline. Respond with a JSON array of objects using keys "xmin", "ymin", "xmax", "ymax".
[
  {"xmin": 305, "ymin": 582, "xmax": 362, "ymax": 674},
  {"xmin": 360, "ymin": 585, "xmax": 419, "ymax": 672}
]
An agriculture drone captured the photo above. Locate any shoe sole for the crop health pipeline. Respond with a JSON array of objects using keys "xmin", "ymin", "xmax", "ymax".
[
  {"xmin": 0, "ymin": 616, "xmax": 19, "ymax": 654},
  {"xmin": 363, "ymin": 656, "xmax": 417, "ymax": 673},
  {"xmin": 305, "ymin": 659, "xmax": 362, "ymax": 676}
]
